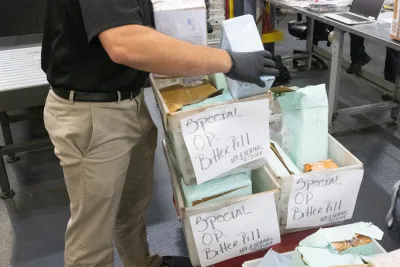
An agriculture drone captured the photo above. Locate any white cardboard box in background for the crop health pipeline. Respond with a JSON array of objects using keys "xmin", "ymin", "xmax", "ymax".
[
  {"xmin": 152, "ymin": 0, "xmax": 207, "ymax": 78},
  {"xmin": 152, "ymin": 0, "xmax": 207, "ymax": 45}
]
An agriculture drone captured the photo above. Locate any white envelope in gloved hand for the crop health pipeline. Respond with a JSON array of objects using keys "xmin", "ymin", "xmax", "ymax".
[
  {"xmin": 257, "ymin": 249, "xmax": 291, "ymax": 267},
  {"xmin": 220, "ymin": 15, "xmax": 275, "ymax": 99}
]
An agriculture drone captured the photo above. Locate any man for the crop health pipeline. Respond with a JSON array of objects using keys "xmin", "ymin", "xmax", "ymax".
[
  {"xmin": 41, "ymin": 0, "xmax": 278, "ymax": 266},
  {"xmin": 347, "ymin": 34, "xmax": 371, "ymax": 74},
  {"xmin": 384, "ymin": 47, "xmax": 400, "ymax": 84},
  {"xmin": 346, "ymin": 0, "xmax": 395, "ymax": 75},
  {"xmin": 347, "ymin": 34, "xmax": 399, "ymax": 84}
]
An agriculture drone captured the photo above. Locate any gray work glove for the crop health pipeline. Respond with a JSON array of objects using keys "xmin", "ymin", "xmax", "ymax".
[{"xmin": 225, "ymin": 50, "xmax": 279, "ymax": 87}]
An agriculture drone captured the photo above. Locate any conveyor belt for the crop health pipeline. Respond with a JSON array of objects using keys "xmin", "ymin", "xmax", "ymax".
[
  {"xmin": 0, "ymin": 45, "xmax": 51, "ymax": 199},
  {"xmin": 0, "ymin": 45, "xmax": 47, "ymax": 92},
  {"xmin": 0, "ymin": 45, "xmax": 49, "ymax": 112}
]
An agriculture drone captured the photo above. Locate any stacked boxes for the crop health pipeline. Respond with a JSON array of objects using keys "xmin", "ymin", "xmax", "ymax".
[
  {"xmin": 207, "ymin": 0, "xmax": 225, "ymax": 47},
  {"xmin": 162, "ymin": 139, "xmax": 281, "ymax": 267},
  {"xmin": 152, "ymin": 0, "xmax": 207, "ymax": 46},
  {"xmin": 151, "ymin": 74, "xmax": 281, "ymax": 185}
]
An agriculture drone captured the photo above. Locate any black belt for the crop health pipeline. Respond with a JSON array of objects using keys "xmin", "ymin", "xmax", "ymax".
[{"xmin": 52, "ymin": 88, "xmax": 139, "ymax": 102}]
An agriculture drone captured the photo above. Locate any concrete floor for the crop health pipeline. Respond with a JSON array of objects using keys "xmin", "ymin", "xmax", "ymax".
[{"xmin": 1, "ymin": 11, "xmax": 400, "ymax": 266}]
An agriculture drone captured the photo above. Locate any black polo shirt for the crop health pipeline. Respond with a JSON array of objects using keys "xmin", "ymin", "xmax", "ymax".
[{"xmin": 41, "ymin": 0, "xmax": 154, "ymax": 93}]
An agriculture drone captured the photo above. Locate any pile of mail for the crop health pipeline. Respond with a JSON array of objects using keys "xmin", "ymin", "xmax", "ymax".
[{"xmin": 255, "ymin": 222, "xmax": 386, "ymax": 267}]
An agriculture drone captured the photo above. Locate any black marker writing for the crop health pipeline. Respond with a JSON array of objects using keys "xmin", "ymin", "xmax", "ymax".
[
  {"xmin": 229, "ymin": 133, "xmax": 250, "ymax": 151},
  {"xmin": 195, "ymin": 205, "xmax": 251, "ymax": 232},
  {"xmin": 296, "ymin": 176, "xmax": 341, "ymax": 191},
  {"xmin": 193, "ymin": 132, "xmax": 216, "ymax": 150},
  {"xmin": 186, "ymin": 108, "xmax": 243, "ymax": 134},
  {"xmin": 238, "ymin": 229, "xmax": 261, "ymax": 245},
  {"xmin": 291, "ymin": 199, "xmax": 344, "ymax": 221},
  {"xmin": 202, "ymin": 230, "xmax": 223, "ymax": 245},
  {"xmin": 231, "ymin": 145, "xmax": 263, "ymax": 164}
]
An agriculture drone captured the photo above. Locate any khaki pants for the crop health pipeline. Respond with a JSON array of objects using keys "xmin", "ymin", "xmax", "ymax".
[{"xmin": 44, "ymin": 90, "xmax": 161, "ymax": 267}]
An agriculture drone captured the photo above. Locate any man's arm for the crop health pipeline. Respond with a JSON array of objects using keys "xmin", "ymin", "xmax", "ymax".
[
  {"xmin": 80, "ymin": 0, "xmax": 277, "ymax": 85},
  {"xmin": 99, "ymin": 25, "xmax": 232, "ymax": 76}
]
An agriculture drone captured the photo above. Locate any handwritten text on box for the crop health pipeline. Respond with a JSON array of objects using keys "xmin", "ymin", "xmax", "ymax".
[
  {"xmin": 286, "ymin": 169, "xmax": 364, "ymax": 229},
  {"xmin": 190, "ymin": 193, "xmax": 281, "ymax": 266},
  {"xmin": 181, "ymin": 99, "xmax": 270, "ymax": 184}
]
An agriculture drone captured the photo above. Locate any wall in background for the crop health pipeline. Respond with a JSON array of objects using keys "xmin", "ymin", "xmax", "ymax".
[{"xmin": 0, "ymin": 0, "xmax": 47, "ymax": 37}]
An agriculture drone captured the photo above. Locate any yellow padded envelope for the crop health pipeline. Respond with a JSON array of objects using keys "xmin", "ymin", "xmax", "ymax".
[{"xmin": 160, "ymin": 80, "xmax": 221, "ymax": 113}]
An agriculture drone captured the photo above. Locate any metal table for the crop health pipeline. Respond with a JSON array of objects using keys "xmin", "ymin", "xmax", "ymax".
[
  {"xmin": 0, "ymin": 45, "xmax": 51, "ymax": 198},
  {"xmin": 267, "ymin": 0, "xmax": 400, "ymax": 131}
]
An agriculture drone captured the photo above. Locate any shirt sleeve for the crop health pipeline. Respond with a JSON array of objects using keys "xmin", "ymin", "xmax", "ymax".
[{"xmin": 79, "ymin": 0, "xmax": 144, "ymax": 42}]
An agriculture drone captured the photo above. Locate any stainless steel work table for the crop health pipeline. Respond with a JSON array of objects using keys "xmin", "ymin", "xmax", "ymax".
[
  {"xmin": 268, "ymin": 0, "xmax": 400, "ymax": 132},
  {"xmin": 0, "ymin": 45, "xmax": 51, "ymax": 198}
]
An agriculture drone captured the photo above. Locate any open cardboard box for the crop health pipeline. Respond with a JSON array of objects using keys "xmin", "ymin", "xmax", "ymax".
[
  {"xmin": 162, "ymin": 139, "xmax": 281, "ymax": 267},
  {"xmin": 264, "ymin": 135, "xmax": 364, "ymax": 234},
  {"xmin": 151, "ymin": 74, "xmax": 282, "ymax": 185}
]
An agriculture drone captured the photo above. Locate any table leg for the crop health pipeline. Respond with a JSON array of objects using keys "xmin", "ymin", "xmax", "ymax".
[
  {"xmin": 390, "ymin": 60, "xmax": 400, "ymax": 123},
  {"xmin": 0, "ymin": 156, "xmax": 14, "ymax": 199},
  {"xmin": 328, "ymin": 29, "xmax": 345, "ymax": 133},
  {"xmin": 306, "ymin": 17, "xmax": 315, "ymax": 70},
  {"xmin": 0, "ymin": 112, "xmax": 19, "ymax": 163}
]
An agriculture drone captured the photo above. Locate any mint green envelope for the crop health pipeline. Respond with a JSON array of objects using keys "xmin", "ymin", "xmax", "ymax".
[
  {"xmin": 277, "ymin": 84, "xmax": 329, "ymax": 170},
  {"xmin": 299, "ymin": 222, "xmax": 384, "ymax": 256},
  {"xmin": 290, "ymin": 247, "xmax": 365, "ymax": 267},
  {"xmin": 209, "ymin": 73, "xmax": 229, "ymax": 94},
  {"xmin": 181, "ymin": 171, "xmax": 252, "ymax": 207}
]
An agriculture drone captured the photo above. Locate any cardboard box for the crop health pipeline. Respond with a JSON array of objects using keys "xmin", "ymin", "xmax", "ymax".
[
  {"xmin": 163, "ymin": 139, "xmax": 281, "ymax": 267},
  {"xmin": 390, "ymin": 0, "xmax": 400, "ymax": 40},
  {"xmin": 152, "ymin": 0, "xmax": 207, "ymax": 78},
  {"xmin": 264, "ymin": 135, "xmax": 363, "ymax": 234},
  {"xmin": 151, "ymin": 74, "xmax": 282, "ymax": 185},
  {"xmin": 152, "ymin": 0, "xmax": 207, "ymax": 46}
]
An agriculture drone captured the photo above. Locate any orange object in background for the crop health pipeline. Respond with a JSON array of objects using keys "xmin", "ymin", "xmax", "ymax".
[
  {"xmin": 304, "ymin": 159, "xmax": 339, "ymax": 172},
  {"xmin": 391, "ymin": 0, "xmax": 400, "ymax": 40}
]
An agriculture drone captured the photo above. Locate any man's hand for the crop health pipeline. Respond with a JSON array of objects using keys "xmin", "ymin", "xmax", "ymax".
[{"xmin": 225, "ymin": 50, "xmax": 279, "ymax": 87}]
